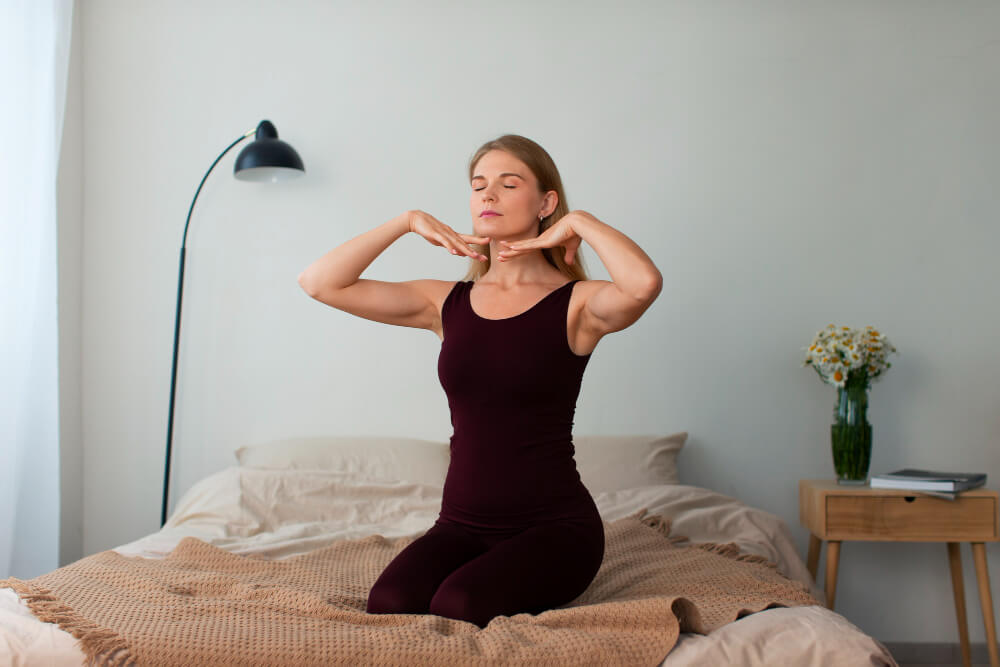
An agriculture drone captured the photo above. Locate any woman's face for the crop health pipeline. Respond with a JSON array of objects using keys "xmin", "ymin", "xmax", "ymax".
[{"xmin": 469, "ymin": 150, "xmax": 555, "ymax": 239}]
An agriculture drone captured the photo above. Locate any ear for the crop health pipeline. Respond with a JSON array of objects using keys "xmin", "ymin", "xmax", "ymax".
[{"xmin": 542, "ymin": 190, "xmax": 558, "ymax": 218}]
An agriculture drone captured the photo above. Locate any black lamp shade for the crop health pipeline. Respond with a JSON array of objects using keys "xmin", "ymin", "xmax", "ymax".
[{"xmin": 234, "ymin": 120, "xmax": 305, "ymax": 182}]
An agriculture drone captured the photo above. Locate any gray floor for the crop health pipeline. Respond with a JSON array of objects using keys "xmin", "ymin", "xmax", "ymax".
[{"xmin": 886, "ymin": 641, "xmax": 995, "ymax": 667}]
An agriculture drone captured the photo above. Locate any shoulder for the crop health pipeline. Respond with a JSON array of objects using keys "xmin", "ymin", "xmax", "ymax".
[
  {"xmin": 411, "ymin": 280, "xmax": 464, "ymax": 342},
  {"xmin": 566, "ymin": 279, "xmax": 609, "ymax": 326},
  {"xmin": 412, "ymin": 279, "xmax": 463, "ymax": 307},
  {"xmin": 572, "ymin": 278, "xmax": 659, "ymax": 337},
  {"xmin": 569, "ymin": 279, "xmax": 613, "ymax": 301},
  {"xmin": 564, "ymin": 280, "xmax": 614, "ymax": 356}
]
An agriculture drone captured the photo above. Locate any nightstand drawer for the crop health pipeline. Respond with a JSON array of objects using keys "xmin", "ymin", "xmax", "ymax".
[{"xmin": 826, "ymin": 495, "xmax": 998, "ymax": 541}]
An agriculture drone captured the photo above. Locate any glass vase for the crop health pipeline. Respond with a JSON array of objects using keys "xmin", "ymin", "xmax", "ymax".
[{"xmin": 830, "ymin": 383, "xmax": 872, "ymax": 484}]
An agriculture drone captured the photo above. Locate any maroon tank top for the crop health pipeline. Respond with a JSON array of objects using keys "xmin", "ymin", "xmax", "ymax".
[{"xmin": 435, "ymin": 279, "xmax": 598, "ymax": 530}]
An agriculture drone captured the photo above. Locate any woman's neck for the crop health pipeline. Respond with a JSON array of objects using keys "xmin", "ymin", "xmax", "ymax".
[{"xmin": 479, "ymin": 250, "xmax": 564, "ymax": 288}]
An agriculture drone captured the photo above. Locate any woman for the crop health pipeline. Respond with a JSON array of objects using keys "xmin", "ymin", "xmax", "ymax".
[{"xmin": 298, "ymin": 134, "xmax": 662, "ymax": 628}]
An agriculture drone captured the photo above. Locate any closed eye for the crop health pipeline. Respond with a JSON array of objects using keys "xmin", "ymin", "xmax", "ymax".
[{"xmin": 473, "ymin": 186, "xmax": 516, "ymax": 191}]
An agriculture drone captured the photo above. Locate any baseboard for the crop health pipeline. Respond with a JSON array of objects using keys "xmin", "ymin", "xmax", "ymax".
[{"xmin": 884, "ymin": 641, "xmax": 994, "ymax": 665}]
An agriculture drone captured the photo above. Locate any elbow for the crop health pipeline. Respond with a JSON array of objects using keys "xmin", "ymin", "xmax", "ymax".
[
  {"xmin": 637, "ymin": 272, "xmax": 663, "ymax": 302},
  {"xmin": 297, "ymin": 271, "xmax": 315, "ymax": 296}
]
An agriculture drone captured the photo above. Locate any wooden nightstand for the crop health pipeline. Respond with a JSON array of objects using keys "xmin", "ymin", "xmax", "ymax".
[{"xmin": 799, "ymin": 479, "xmax": 1000, "ymax": 667}]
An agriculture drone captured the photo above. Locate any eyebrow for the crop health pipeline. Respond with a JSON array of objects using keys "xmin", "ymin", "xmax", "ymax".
[{"xmin": 471, "ymin": 172, "xmax": 524, "ymax": 181}]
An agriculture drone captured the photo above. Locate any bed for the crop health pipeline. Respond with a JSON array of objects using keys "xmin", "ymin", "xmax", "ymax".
[{"xmin": 0, "ymin": 433, "xmax": 898, "ymax": 666}]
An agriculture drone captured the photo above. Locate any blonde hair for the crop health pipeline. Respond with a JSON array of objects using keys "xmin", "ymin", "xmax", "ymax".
[{"xmin": 462, "ymin": 134, "xmax": 589, "ymax": 282}]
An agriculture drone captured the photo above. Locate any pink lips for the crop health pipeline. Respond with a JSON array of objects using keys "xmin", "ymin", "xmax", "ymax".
[{"xmin": 480, "ymin": 210, "xmax": 500, "ymax": 217}]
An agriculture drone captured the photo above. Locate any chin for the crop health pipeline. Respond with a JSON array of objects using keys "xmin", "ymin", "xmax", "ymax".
[
  {"xmin": 473, "ymin": 219, "xmax": 500, "ymax": 234},
  {"xmin": 475, "ymin": 217, "xmax": 526, "ymax": 235}
]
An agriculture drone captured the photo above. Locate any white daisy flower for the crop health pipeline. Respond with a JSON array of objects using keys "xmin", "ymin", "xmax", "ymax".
[{"xmin": 804, "ymin": 324, "xmax": 897, "ymax": 387}]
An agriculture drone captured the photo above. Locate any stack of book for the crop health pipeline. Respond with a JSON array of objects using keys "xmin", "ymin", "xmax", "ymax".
[{"xmin": 870, "ymin": 468, "xmax": 987, "ymax": 498}]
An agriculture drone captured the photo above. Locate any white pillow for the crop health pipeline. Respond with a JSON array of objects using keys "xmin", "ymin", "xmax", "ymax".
[
  {"xmin": 233, "ymin": 432, "xmax": 687, "ymax": 493},
  {"xmin": 572, "ymin": 433, "xmax": 687, "ymax": 494},
  {"xmin": 234, "ymin": 436, "xmax": 451, "ymax": 488}
]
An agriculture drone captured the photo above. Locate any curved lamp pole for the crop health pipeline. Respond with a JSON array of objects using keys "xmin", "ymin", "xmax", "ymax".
[{"xmin": 161, "ymin": 120, "xmax": 304, "ymax": 527}]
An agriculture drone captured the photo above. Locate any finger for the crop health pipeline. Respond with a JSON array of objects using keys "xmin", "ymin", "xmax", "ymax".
[
  {"xmin": 453, "ymin": 237, "xmax": 485, "ymax": 258},
  {"xmin": 500, "ymin": 240, "xmax": 529, "ymax": 250},
  {"xmin": 456, "ymin": 236, "xmax": 480, "ymax": 253},
  {"xmin": 437, "ymin": 235, "xmax": 463, "ymax": 255},
  {"xmin": 439, "ymin": 233, "xmax": 468, "ymax": 255},
  {"xmin": 569, "ymin": 240, "xmax": 580, "ymax": 263},
  {"xmin": 452, "ymin": 236, "xmax": 488, "ymax": 261},
  {"xmin": 565, "ymin": 238, "xmax": 581, "ymax": 258},
  {"xmin": 500, "ymin": 238, "xmax": 535, "ymax": 254}
]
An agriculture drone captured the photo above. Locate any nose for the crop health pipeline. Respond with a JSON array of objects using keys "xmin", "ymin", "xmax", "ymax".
[{"xmin": 480, "ymin": 185, "xmax": 499, "ymax": 203}]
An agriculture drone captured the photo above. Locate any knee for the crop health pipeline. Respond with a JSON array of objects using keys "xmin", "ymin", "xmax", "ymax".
[
  {"xmin": 428, "ymin": 581, "xmax": 492, "ymax": 629},
  {"xmin": 366, "ymin": 580, "xmax": 423, "ymax": 616}
]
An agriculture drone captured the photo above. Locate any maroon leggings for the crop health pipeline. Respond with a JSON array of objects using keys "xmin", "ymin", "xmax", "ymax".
[{"xmin": 366, "ymin": 515, "xmax": 605, "ymax": 628}]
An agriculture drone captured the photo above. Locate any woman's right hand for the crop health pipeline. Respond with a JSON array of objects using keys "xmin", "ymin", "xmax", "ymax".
[{"xmin": 407, "ymin": 210, "xmax": 490, "ymax": 262}]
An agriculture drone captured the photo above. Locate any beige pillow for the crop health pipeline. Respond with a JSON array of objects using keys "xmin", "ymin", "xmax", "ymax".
[
  {"xmin": 233, "ymin": 436, "xmax": 451, "ymax": 488},
  {"xmin": 572, "ymin": 433, "xmax": 687, "ymax": 493},
  {"xmin": 234, "ymin": 432, "xmax": 687, "ymax": 493}
]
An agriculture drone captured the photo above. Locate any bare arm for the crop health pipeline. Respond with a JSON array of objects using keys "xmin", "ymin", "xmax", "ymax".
[
  {"xmin": 297, "ymin": 213, "xmax": 442, "ymax": 331},
  {"xmin": 497, "ymin": 210, "xmax": 662, "ymax": 336},
  {"xmin": 572, "ymin": 212, "xmax": 662, "ymax": 335},
  {"xmin": 298, "ymin": 213, "xmax": 412, "ymax": 292},
  {"xmin": 298, "ymin": 211, "xmax": 488, "ymax": 333}
]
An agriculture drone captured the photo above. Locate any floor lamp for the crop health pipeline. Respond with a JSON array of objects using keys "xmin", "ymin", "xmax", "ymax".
[{"xmin": 161, "ymin": 120, "xmax": 305, "ymax": 527}]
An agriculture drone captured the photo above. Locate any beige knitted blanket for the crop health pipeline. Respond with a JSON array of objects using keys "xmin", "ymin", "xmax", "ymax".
[{"xmin": 2, "ymin": 509, "xmax": 821, "ymax": 666}]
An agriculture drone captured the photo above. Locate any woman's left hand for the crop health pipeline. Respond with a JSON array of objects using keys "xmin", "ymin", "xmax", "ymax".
[{"xmin": 498, "ymin": 210, "xmax": 592, "ymax": 264}]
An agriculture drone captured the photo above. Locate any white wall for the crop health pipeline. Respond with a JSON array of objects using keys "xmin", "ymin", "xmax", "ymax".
[{"xmin": 72, "ymin": 0, "xmax": 1000, "ymax": 644}]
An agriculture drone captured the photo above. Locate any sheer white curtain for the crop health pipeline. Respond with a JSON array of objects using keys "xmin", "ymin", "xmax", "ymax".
[{"xmin": 0, "ymin": 0, "xmax": 74, "ymax": 579}]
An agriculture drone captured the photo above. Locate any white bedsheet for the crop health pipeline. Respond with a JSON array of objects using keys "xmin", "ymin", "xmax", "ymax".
[{"xmin": 1, "ymin": 467, "xmax": 897, "ymax": 666}]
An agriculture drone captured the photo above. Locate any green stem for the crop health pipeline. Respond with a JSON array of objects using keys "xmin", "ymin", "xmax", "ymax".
[{"xmin": 831, "ymin": 382, "xmax": 872, "ymax": 481}]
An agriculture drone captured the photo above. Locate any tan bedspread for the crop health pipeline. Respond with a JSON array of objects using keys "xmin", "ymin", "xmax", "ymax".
[{"xmin": 1, "ymin": 508, "xmax": 821, "ymax": 666}]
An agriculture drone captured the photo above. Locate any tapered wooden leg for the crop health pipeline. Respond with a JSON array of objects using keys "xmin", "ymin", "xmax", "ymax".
[
  {"xmin": 947, "ymin": 542, "xmax": 972, "ymax": 667},
  {"xmin": 825, "ymin": 540, "xmax": 841, "ymax": 610},
  {"xmin": 807, "ymin": 534, "xmax": 821, "ymax": 581},
  {"xmin": 971, "ymin": 542, "xmax": 1000, "ymax": 667}
]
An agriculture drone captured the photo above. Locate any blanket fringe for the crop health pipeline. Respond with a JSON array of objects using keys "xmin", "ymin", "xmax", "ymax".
[
  {"xmin": 627, "ymin": 508, "xmax": 690, "ymax": 546},
  {"xmin": 628, "ymin": 507, "xmax": 671, "ymax": 536},
  {"xmin": 1, "ymin": 578, "xmax": 135, "ymax": 666},
  {"xmin": 692, "ymin": 542, "xmax": 780, "ymax": 570}
]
